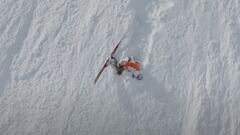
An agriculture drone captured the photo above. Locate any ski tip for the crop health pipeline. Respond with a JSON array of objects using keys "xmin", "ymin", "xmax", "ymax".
[{"xmin": 94, "ymin": 79, "xmax": 97, "ymax": 85}]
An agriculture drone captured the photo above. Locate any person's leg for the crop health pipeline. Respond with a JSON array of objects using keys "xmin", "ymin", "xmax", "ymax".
[
  {"xmin": 116, "ymin": 65, "xmax": 124, "ymax": 75},
  {"xmin": 109, "ymin": 57, "xmax": 124, "ymax": 75}
]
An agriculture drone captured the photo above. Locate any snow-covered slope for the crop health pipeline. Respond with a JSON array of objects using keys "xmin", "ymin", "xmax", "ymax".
[{"xmin": 0, "ymin": 0, "xmax": 240, "ymax": 135}]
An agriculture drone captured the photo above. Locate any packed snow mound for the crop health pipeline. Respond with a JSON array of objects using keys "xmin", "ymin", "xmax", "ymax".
[{"xmin": 0, "ymin": 0, "xmax": 240, "ymax": 135}]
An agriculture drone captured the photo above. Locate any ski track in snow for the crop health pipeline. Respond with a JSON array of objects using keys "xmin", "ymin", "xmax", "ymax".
[{"xmin": 0, "ymin": 0, "xmax": 240, "ymax": 135}]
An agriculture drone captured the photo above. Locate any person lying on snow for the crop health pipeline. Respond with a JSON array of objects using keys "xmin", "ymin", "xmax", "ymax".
[{"xmin": 108, "ymin": 56, "xmax": 143, "ymax": 80}]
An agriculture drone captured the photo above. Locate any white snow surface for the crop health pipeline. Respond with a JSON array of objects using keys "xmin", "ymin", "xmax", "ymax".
[{"xmin": 0, "ymin": 0, "xmax": 240, "ymax": 135}]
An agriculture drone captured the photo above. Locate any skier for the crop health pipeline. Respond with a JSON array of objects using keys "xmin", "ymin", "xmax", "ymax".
[
  {"xmin": 108, "ymin": 56, "xmax": 143, "ymax": 80},
  {"xmin": 94, "ymin": 35, "xmax": 143, "ymax": 84}
]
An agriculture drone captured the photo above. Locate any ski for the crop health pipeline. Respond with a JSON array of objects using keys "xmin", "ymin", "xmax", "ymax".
[
  {"xmin": 94, "ymin": 36, "xmax": 125, "ymax": 85},
  {"xmin": 94, "ymin": 59, "xmax": 109, "ymax": 85}
]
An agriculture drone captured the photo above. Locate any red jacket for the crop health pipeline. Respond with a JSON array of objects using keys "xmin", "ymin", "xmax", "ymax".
[{"xmin": 120, "ymin": 61, "xmax": 141, "ymax": 71}]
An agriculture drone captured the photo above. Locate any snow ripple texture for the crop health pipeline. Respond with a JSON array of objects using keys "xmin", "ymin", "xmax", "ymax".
[{"xmin": 0, "ymin": 0, "xmax": 239, "ymax": 135}]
